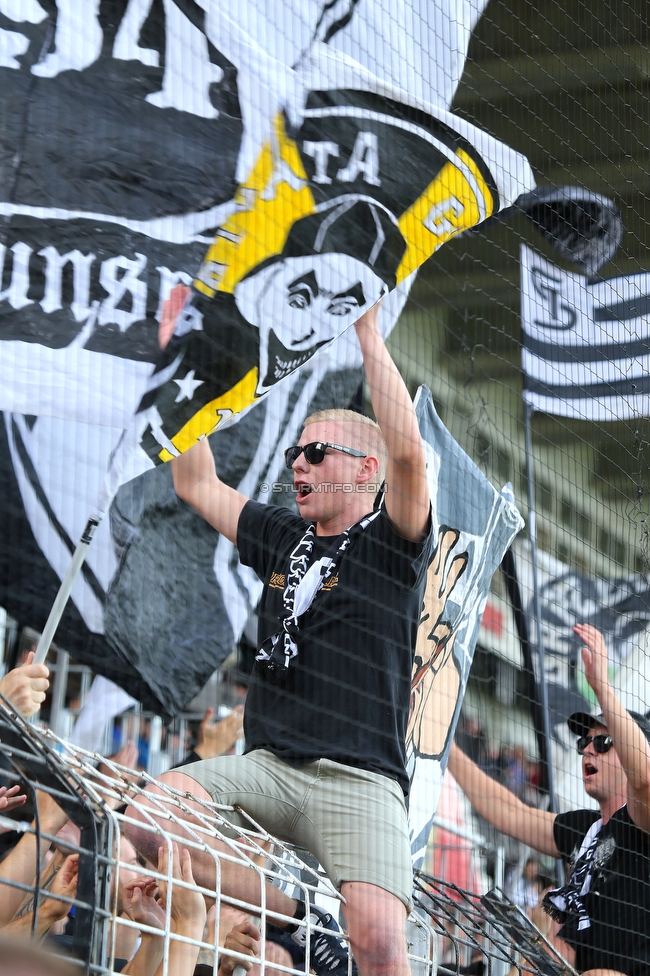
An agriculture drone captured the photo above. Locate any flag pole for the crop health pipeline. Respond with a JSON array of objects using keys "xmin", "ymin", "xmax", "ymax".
[
  {"xmin": 32, "ymin": 418, "xmax": 135, "ymax": 666},
  {"xmin": 33, "ymin": 516, "xmax": 101, "ymax": 665},
  {"xmin": 523, "ymin": 401, "xmax": 558, "ymax": 816}
]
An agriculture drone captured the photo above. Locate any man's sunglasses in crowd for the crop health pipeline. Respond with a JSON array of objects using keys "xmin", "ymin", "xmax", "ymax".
[
  {"xmin": 576, "ymin": 733, "xmax": 613, "ymax": 755},
  {"xmin": 284, "ymin": 442, "xmax": 367, "ymax": 468}
]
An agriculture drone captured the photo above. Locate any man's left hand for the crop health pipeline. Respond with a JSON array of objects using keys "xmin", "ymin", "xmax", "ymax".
[{"xmin": 574, "ymin": 623, "xmax": 609, "ymax": 694}]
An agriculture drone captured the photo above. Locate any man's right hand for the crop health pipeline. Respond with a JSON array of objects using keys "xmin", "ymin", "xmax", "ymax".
[{"xmin": 0, "ymin": 652, "xmax": 50, "ymax": 718}]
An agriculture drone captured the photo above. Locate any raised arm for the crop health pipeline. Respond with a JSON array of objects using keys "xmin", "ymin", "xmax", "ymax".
[
  {"xmin": 354, "ymin": 304, "xmax": 429, "ymax": 542},
  {"xmin": 4, "ymin": 853, "xmax": 79, "ymax": 940},
  {"xmin": 153, "ymin": 844, "xmax": 206, "ymax": 976},
  {"xmin": 171, "ymin": 437, "xmax": 248, "ymax": 545},
  {"xmin": 575, "ymin": 623, "xmax": 650, "ymax": 832},
  {"xmin": 448, "ymin": 743, "xmax": 559, "ymax": 857},
  {"xmin": 0, "ymin": 790, "xmax": 69, "ymax": 926}
]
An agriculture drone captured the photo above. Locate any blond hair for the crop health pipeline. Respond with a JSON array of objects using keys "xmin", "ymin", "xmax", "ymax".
[{"xmin": 304, "ymin": 409, "xmax": 388, "ymax": 482}]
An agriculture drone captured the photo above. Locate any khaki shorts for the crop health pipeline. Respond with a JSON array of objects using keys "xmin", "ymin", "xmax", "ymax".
[{"xmin": 183, "ymin": 749, "xmax": 413, "ymax": 909}]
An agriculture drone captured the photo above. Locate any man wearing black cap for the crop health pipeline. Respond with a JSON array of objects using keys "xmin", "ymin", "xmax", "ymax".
[{"xmin": 449, "ymin": 622, "xmax": 650, "ymax": 976}]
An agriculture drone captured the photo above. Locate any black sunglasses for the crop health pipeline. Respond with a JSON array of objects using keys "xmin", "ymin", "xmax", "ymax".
[
  {"xmin": 576, "ymin": 733, "xmax": 613, "ymax": 755},
  {"xmin": 284, "ymin": 441, "xmax": 367, "ymax": 468}
]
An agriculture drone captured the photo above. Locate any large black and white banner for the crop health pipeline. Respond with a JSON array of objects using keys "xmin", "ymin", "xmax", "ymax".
[
  {"xmin": 521, "ymin": 244, "xmax": 650, "ymax": 420},
  {"xmin": 0, "ymin": 0, "xmax": 535, "ymax": 714},
  {"xmin": 1, "ymin": 360, "xmax": 367, "ymax": 716},
  {"xmin": 516, "ymin": 539, "xmax": 650, "ymax": 730}
]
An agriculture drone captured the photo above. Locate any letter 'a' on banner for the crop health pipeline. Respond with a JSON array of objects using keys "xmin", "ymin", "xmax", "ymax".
[
  {"xmin": 137, "ymin": 99, "xmax": 534, "ymax": 467},
  {"xmin": 0, "ymin": 0, "xmax": 533, "ymax": 694}
]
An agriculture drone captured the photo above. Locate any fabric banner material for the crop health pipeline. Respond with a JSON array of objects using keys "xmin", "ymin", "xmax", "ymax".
[
  {"xmin": 0, "ymin": 358, "xmax": 366, "ymax": 716},
  {"xmin": 0, "ymin": 0, "xmax": 534, "ymax": 714},
  {"xmin": 0, "ymin": 2, "xmax": 534, "ymax": 440},
  {"xmin": 513, "ymin": 539, "xmax": 650, "ymax": 742},
  {"xmin": 408, "ymin": 388, "xmax": 523, "ymax": 866},
  {"xmin": 521, "ymin": 244, "xmax": 650, "ymax": 420}
]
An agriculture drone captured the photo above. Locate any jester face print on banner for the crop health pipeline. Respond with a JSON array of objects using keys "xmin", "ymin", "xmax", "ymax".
[
  {"xmin": 234, "ymin": 198, "xmax": 405, "ymax": 388},
  {"xmin": 138, "ymin": 93, "xmax": 501, "ymax": 463}
]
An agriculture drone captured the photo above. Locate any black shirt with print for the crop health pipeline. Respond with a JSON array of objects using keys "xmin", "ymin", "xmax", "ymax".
[
  {"xmin": 554, "ymin": 806, "xmax": 650, "ymax": 976},
  {"xmin": 237, "ymin": 501, "xmax": 433, "ymax": 796}
]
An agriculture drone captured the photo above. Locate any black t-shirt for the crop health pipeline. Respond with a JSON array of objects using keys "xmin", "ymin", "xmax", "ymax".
[
  {"xmin": 554, "ymin": 805, "xmax": 650, "ymax": 976},
  {"xmin": 237, "ymin": 501, "xmax": 433, "ymax": 795}
]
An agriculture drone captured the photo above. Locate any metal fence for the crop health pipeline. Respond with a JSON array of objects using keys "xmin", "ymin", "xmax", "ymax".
[{"xmin": 0, "ymin": 699, "xmax": 434, "ymax": 975}]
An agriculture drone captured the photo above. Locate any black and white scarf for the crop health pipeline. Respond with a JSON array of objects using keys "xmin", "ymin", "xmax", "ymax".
[
  {"xmin": 543, "ymin": 817, "xmax": 603, "ymax": 934},
  {"xmin": 256, "ymin": 509, "xmax": 381, "ymax": 685}
]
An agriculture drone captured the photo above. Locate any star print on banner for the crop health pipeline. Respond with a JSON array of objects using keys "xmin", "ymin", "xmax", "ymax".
[{"xmin": 173, "ymin": 370, "xmax": 204, "ymax": 403}]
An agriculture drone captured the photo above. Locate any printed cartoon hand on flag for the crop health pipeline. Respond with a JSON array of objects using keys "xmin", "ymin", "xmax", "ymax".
[{"xmin": 408, "ymin": 528, "xmax": 469, "ymax": 761}]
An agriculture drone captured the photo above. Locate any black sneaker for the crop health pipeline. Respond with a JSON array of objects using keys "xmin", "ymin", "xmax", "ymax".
[{"xmin": 290, "ymin": 904, "xmax": 358, "ymax": 975}]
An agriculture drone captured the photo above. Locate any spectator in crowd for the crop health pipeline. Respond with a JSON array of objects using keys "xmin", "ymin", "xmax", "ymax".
[
  {"xmin": 449, "ymin": 623, "xmax": 650, "ymax": 976},
  {"xmin": 178, "ymin": 706, "xmax": 245, "ymax": 766},
  {"xmin": 524, "ymin": 759, "xmax": 543, "ymax": 807},
  {"xmin": 0, "ymin": 652, "xmax": 49, "ymax": 719},
  {"xmin": 2, "ymin": 851, "xmax": 79, "ymax": 940},
  {"xmin": 0, "ymin": 788, "xmax": 69, "ymax": 926},
  {"xmin": 510, "ymin": 857, "xmax": 542, "ymax": 917},
  {"xmin": 123, "ymin": 872, "xmax": 295, "ymax": 976},
  {"xmin": 216, "ymin": 914, "xmax": 294, "ymax": 975},
  {"xmin": 480, "ymin": 744, "xmax": 505, "ymax": 780},
  {"xmin": 501, "ymin": 746, "xmax": 528, "ymax": 799},
  {"xmin": 123, "ymin": 842, "xmax": 206, "ymax": 976},
  {"xmin": 129, "ymin": 299, "xmax": 433, "ymax": 976}
]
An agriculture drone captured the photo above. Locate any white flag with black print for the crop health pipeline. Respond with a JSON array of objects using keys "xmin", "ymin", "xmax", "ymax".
[
  {"xmin": 0, "ymin": 0, "xmax": 535, "ymax": 716},
  {"xmin": 521, "ymin": 244, "xmax": 650, "ymax": 421}
]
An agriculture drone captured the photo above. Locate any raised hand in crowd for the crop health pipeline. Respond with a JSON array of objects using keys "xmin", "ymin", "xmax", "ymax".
[
  {"xmin": 102, "ymin": 740, "xmax": 140, "ymax": 775},
  {"xmin": 574, "ymin": 622, "xmax": 650, "ymax": 831},
  {"xmin": 123, "ymin": 877, "xmax": 166, "ymax": 932},
  {"xmin": 121, "ymin": 877, "xmax": 166, "ymax": 976},
  {"xmin": 0, "ymin": 785, "xmax": 27, "ymax": 822},
  {"xmin": 195, "ymin": 706, "xmax": 244, "ymax": 761},
  {"xmin": 153, "ymin": 842, "xmax": 206, "ymax": 976},
  {"xmin": 0, "ymin": 652, "xmax": 49, "ymax": 718},
  {"xmin": 3, "ymin": 852, "xmax": 78, "ymax": 939},
  {"xmin": 0, "ymin": 788, "xmax": 68, "ymax": 926},
  {"xmin": 93, "ymin": 740, "xmax": 142, "ymax": 809},
  {"xmin": 38, "ymin": 852, "xmax": 79, "ymax": 933}
]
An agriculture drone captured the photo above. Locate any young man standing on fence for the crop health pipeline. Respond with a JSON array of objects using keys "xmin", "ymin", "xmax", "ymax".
[
  {"xmin": 449, "ymin": 623, "xmax": 650, "ymax": 976},
  {"xmin": 129, "ymin": 300, "xmax": 433, "ymax": 976}
]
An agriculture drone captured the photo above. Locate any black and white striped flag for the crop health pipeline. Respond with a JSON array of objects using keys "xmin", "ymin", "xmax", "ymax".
[{"xmin": 521, "ymin": 244, "xmax": 650, "ymax": 420}]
